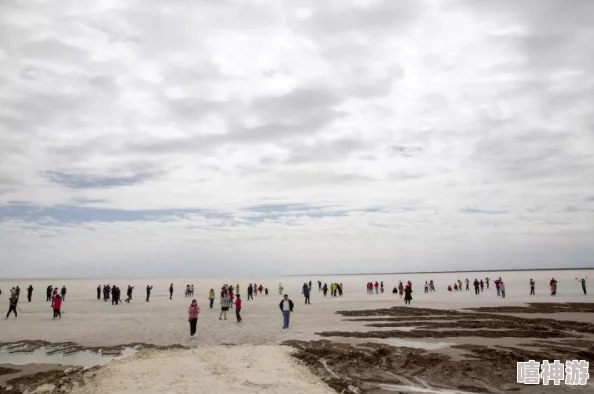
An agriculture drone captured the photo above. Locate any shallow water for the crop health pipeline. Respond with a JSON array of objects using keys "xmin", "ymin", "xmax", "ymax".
[
  {"xmin": 388, "ymin": 339, "xmax": 453, "ymax": 350},
  {"xmin": 0, "ymin": 346, "xmax": 136, "ymax": 368}
]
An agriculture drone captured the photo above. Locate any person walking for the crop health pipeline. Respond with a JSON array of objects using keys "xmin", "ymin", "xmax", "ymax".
[
  {"xmin": 208, "ymin": 289, "xmax": 215, "ymax": 308},
  {"xmin": 279, "ymin": 294, "xmax": 294, "ymax": 329},
  {"xmin": 169, "ymin": 284, "xmax": 174, "ymax": 300},
  {"xmin": 27, "ymin": 285, "xmax": 33, "ymax": 302},
  {"xmin": 52, "ymin": 294, "xmax": 62, "ymax": 319},
  {"xmin": 404, "ymin": 285, "xmax": 413, "ymax": 305},
  {"xmin": 6, "ymin": 295, "xmax": 18, "ymax": 319},
  {"xmin": 188, "ymin": 299, "xmax": 199, "ymax": 339},
  {"xmin": 146, "ymin": 285, "xmax": 153, "ymax": 302},
  {"xmin": 126, "ymin": 285, "xmax": 134, "ymax": 303},
  {"xmin": 219, "ymin": 294, "xmax": 230, "ymax": 320},
  {"xmin": 235, "ymin": 294, "xmax": 242, "ymax": 323},
  {"xmin": 60, "ymin": 286, "xmax": 67, "ymax": 301},
  {"xmin": 322, "ymin": 283, "xmax": 328, "ymax": 297},
  {"xmin": 473, "ymin": 278, "xmax": 480, "ymax": 295},
  {"xmin": 530, "ymin": 279, "xmax": 535, "ymax": 295},
  {"xmin": 576, "ymin": 277, "xmax": 588, "ymax": 295},
  {"xmin": 302, "ymin": 283, "xmax": 310, "ymax": 305}
]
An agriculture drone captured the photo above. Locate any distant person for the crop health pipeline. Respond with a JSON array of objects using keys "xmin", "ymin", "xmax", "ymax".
[
  {"xmin": 465, "ymin": 279, "xmax": 470, "ymax": 291},
  {"xmin": 380, "ymin": 281, "xmax": 384, "ymax": 294},
  {"xmin": 454, "ymin": 284, "xmax": 458, "ymax": 291},
  {"xmin": 60, "ymin": 286, "xmax": 67, "ymax": 301},
  {"xmin": 208, "ymin": 289, "xmax": 215, "ymax": 308},
  {"xmin": 398, "ymin": 281, "xmax": 404, "ymax": 298},
  {"xmin": 374, "ymin": 281, "xmax": 379, "ymax": 294},
  {"xmin": 473, "ymin": 279, "xmax": 480, "ymax": 295},
  {"xmin": 308, "ymin": 281, "xmax": 312, "ymax": 291},
  {"xmin": 530, "ymin": 279, "xmax": 535, "ymax": 295},
  {"xmin": 424, "ymin": 281, "xmax": 429, "ymax": 294},
  {"xmin": 235, "ymin": 294, "xmax": 242, "ymax": 323},
  {"xmin": 265, "ymin": 287, "xmax": 269, "ymax": 295},
  {"xmin": 52, "ymin": 294, "xmax": 62, "ymax": 319},
  {"xmin": 500, "ymin": 281, "xmax": 506, "ymax": 298},
  {"xmin": 169, "ymin": 284, "xmax": 174, "ymax": 300},
  {"xmin": 247, "ymin": 284, "xmax": 254, "ymax": 300},
  {"xmin": 219, "ymin": 294, "xmax": 230, "ymax": 320},
  {"xmin": 46, "ymin": 286, "xmax": 52, "ymax": 302},
  {"xmin": 278, "ymin": 282, "xmax": 283, "ymax": 295},
  {"xmin": 97, "ymin": 285, "xmax": 101, "ymax": 300},
  {"xmin": 52, "ymin": 286, "xmax": 58, "ymax": 299},
  {"xmin": 392, "ymin": 286, "xmax": 398, "ymax": 294},
  {"xmin": 302, "ymin": 283, "xmax": 310, "ymax": 305},
  {"xmin": 279, "ymin": 294, "xmax": 294, "ymax": 329},
  {"xmin": 485, "ymin": 277, "xmax": 490, "ymax": 289},
  {"xmin": 338, "ymin": 283, "xmax": 343, "ymax": 296},
  {"xmin": 318, "ymin": 281, "xmax": 322, "ymax": 292},
  {"xmin": 322, "ymin": 283, "xmax": 328, "ymax": 297},
  {"xmin": 575, "ymin": 277, "xmax": 588, "ymax": 295},
  {"xmin": 258, "ymin": 284, "xmax": 264, "ymax": 294},
  {"xmin": 429, "ymin": 280, "xmax": 435, "ymax": 292},
  {"xmin": 6, "ymin": 295, "xmax": 18, "ymax": 319},
  {"xmin": 479, "ymin": 280, "xmax": 484, "ymax": 292},
  {"xmin": 550, "ymin": 278, "xmax": 557, "ymax": 296},
  {"xmin": 27, "ymin": 285, "xmax": 33, "ymax": 302},
  {"xmin": 187, "ymin": 299, "xmax": 199, "ymax": 339},
  {"xmin": 126, "ymin": 285, "xmax": 134, "ymax": 303},
  {"xmin": 447, "ymin": 285, "xmax": 452, "ymax": 292},
  {"xmin": 495, "ymin": 278, "xmax": 501, "ymax": 296},
  {"xmin": 146, "ymin": 285, "xmax": 153, "ymax": 302},
  {"xmin": 404, "ymin": 285, "xmax": 413, "ymax": 305}
]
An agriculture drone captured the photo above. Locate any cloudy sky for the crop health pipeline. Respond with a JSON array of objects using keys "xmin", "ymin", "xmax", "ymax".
[{"xmin": 1, "ymin": 0, "xmax": 593, "ymax": 278}]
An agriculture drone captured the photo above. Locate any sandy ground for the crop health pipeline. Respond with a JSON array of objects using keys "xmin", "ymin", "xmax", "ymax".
[
  {"xmin": 1, "ymin": 270, "xmax": 593, "ymax": 393},
  {"xmin": 1, "ymin": 270, "xmax": 592, "ymax": 347},
  {"xmin": 69, "ymin": 346, "xmax": 335, "ymax": 394}
]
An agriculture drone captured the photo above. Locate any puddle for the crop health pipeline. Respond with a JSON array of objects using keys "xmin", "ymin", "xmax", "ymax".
[
  {"xmin": 0, "ymin": 347, "xmax": 137, "ymax": 368},
  {"xmin": 388, "ymin": 339, "xmax": 453, "ymax": 350}
]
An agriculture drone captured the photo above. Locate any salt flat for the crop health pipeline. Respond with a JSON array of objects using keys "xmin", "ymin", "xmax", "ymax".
[{"xmin": 1, "ymin": 269, "xmax": 592, "ymax": 347}]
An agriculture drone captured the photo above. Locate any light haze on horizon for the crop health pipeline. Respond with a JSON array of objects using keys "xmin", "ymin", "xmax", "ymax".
[{"xmin": 1, "ymin": 0, "xmax": 593, "ymax": 278}]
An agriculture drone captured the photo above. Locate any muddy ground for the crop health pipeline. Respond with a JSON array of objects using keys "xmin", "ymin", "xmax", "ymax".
[{"xmin": 284, "ymin": 303, "xmax": 594, "ymax": 393}]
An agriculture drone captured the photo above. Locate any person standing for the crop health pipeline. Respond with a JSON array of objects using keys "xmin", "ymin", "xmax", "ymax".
[
  {"xmin": 495, "ymin": 278, "xmax": 501, "ymax": 296},
  {"xmin": 27, "ymin": 285, "xmax": 33, "ymax": 302},
  {"xmin": 188, "ymin": 299, "xmax": 199, "ymax": 339},
  {"xmin": 219, "ymin": 293, "xmax": 230, "ymax": 320},
  {"xmin": 404, "ymin": 285, "xmax": 413, "ymax": 305},
  {"xmin": 318, "ymin": 281, "xmax": 322, "ymax": 292},
  {"xmin": 6, "ymin": 295, "xmax": 18, "ymax": 319},
  {"xmin": 60, "ymin": 286, "xmax": 67, "ymax": 301},
  {"xmin": 279, "ymin": 294, "xmax": 294, "ymax": 329},
  {"xmin": 169, "ymin": 284, "xmax": 174, "ymax": 300},
  {"xmin": 52, "ymin": 294, "xmax": 62, "ymax": 319},
  {"xmin": 146, "ymin": 285, "xmax": 153, "ymax": 302},
  {"xmin": 322, "ymin": 283, "xmax": 328, "ymax": 297},
  {"xmin": 424, "ymin": 281, "xmax": 429, "ymax": 293},
  {"xmin": 473, "ymin": 278, "xmax": 480, "ymax": 295},
  {"xmin": 530, "ymin": 279, "xmax": 535, "ymax": 295},
  {"xmin": 576, "ymin": 277, "xmax": 588, "ymax": 295},
  {"xmin": 500, "ymin": 281, "xmax": 506, "ymax": 298},
  {"xmin": 46, "ymin": 286, "xmax": 52, "ymax": 302},
  {"xmin": 479, "ymin": 280, "xmax": 484, "ymax": 292},
  {"xmin": 208, "ymin": 289, "xmax": 215, "ymax": 308},
  {"xmin": 126, "ymin": 285, "xmax": 134, "ymax": 303},
  {"xmin": 235, "ymin": 294, "xmax": 242, "ymax": 323},
  {"xmin": 302, "ymin": 283, "xmax": 310, "ymax": 305},
  {"xmin": 550, "ymin": 278, "xmax": 557, "ymax": 296},
  {"xmin": 97, "ymin": 285, "xmax": 101, "ymax": 300},
  {"xmin": 465, "ymin": 279, "xmax": 470, "ymax": 291},
  {"xmin": 485, "ymin": 277, "xmax": 490, "ymax": 289}
]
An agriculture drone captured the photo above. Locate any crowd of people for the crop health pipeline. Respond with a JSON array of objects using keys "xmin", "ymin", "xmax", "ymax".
[{"xmin": 3, "ymin": 276, "xmax": 590, "ymax": 333}]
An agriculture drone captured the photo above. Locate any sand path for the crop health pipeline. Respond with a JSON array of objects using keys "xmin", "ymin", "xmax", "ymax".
[{"xmin": 70, "ymin": 345, "xmax": 335, "ymax": 394}]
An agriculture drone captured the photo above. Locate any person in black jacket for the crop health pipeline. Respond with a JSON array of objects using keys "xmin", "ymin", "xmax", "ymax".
[{"xmin": 279, "ymin": 294, "xmax": 294, "ymax": 329}]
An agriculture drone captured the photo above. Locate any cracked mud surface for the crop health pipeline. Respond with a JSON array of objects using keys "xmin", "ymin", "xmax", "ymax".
[{"xmin": 284, "ymin": 303, "xmax": 594, "ymax": 393}]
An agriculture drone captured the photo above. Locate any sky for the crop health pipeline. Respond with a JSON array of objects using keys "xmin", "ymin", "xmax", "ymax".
[{"xmin": 1, "ymin": 0, "xmax": 593, "ymax": 278}]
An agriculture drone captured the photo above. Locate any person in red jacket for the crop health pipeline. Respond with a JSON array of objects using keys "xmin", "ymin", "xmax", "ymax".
[
  {"xmin": 235, "ymin": 294, "xmax": 242, "ymax": 323},
  {"xmin": 52, "ymin": 294, "xmax": 62, "ymax": 319}
]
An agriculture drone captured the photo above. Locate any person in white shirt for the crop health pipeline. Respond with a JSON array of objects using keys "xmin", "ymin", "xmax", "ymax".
[{"xmin": 278, "ymin": 294, "xmax": 294, "ymax": 329}]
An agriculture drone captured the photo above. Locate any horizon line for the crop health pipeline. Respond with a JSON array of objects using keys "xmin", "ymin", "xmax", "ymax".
[{"xmin": 1, "ymin": 267, "xmax": 593, "ymax": 281}]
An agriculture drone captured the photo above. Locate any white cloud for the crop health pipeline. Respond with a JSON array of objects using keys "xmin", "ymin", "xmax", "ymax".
[{"xmin": 1, "ymin": 0, "xmax": 593, "ymax": 277}]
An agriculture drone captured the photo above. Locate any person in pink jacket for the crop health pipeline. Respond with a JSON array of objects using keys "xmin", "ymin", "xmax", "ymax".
[{"xmin": 188, "ymin": 299, "xmax": 200, "ymax": 339}]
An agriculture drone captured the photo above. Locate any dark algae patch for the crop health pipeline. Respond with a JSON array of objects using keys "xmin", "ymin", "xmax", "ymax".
[{"xmin": 285, "ymin": 303, "xmax": 594, "ymax": 393}]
